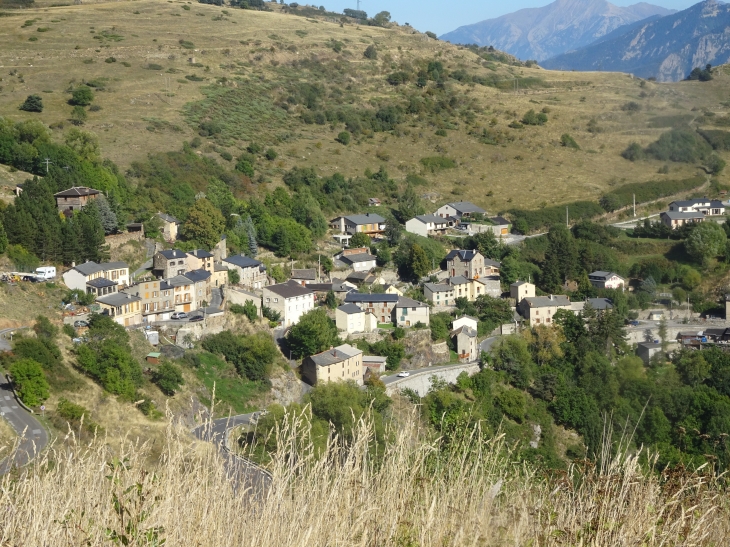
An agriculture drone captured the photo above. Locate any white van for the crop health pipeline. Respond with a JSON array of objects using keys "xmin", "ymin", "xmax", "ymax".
[{"xmin": 35, "ymin": 266, "xmax": 56, "ymax": 280}]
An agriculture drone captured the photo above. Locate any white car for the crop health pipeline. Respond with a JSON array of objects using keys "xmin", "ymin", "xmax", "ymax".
[
  {"xmin": 171, "ymin": 312, "xmax": 188, "ymax": 320},
  {"xmin": 397, "ymin": 372, "xmax": 410, "ymax": 378}
]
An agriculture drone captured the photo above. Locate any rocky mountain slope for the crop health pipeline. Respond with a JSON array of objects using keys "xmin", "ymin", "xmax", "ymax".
[
  {"xmin": 439, "ymin": 0, "xmax": 674, "ymax": 61},
  {"xmin": 543, "ymin": 0, "xmax": 730, "ymax": 81}
]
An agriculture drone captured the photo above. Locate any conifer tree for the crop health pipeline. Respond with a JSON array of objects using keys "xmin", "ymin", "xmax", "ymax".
[
  {"xmin": 0, "ymin": 219, "xmax": 7, "ymax": 255},
  {"xmin": 95, "ymin": 194, "xmax": 118, "ymax": 235},
  {"xmin": 244, "ymin": 214, "xmax": 258, "ymax": 257},
  {"xmin": 78, "ymin": 202, "xmax": 109, "ymax": 262}
]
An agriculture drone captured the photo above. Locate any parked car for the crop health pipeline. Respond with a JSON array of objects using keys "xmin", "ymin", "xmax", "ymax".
[
  {"xmin": 73, "ymin": 320, "xmax": 89, "ymax": 328},
  {"xmin": 171, "ymin": 312, "xmax": 188, "ymax": 320},
  {"xmin": 397, "ymin": 371, "xmax": 410, "ymax": 378},
  {"xmin": 628, "ymin": 320, "xmax": 640, "ymax": 327},
  {"xmin": 189, "ymin": 315, "xmax": 204, "ymax": 322}
]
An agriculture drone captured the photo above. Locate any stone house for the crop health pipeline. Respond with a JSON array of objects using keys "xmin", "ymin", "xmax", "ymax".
[
  {"xmin": 424, "ymin": 282, "xmax": 455, "ymax": 307},
  {"xmin": 343, "ymin": 293, "xmax": 399, "ymax": 325},
  {"xmin": 222, "ymin": 254, "xmax": 268, "ymax": 290},
  {"xmin": 187, "ymin": 249, "xmax": 215, "ymax": 273},
  {"xmin": 156, "ymin": 213, "xmax": 180, "ymax": 242},
  {"xmin": 517, "ymin": 295, "xmax": 572, "ymax": 327},
  {"xmin": 451, "ymin": 325, "xmax": 478, "ymax": 362},
  {"xmin": 301, "ymin": 344, "xmax": 364, "ymax": 386},
  {"xmin": 153, "ymin": 249, "xmax": 189, "ymax": 279},
  {"xmin": 445, "ymin": 250, "xmax": 499, "ymax": 279},
  {"xmin": 54, "ymin": 186, "xmax": 99, "ymax": 213}
]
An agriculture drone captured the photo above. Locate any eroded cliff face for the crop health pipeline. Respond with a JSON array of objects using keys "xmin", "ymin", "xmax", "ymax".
[{"xmin": 544, "ymin": 0, "xmax": 730, "ymax": 82}]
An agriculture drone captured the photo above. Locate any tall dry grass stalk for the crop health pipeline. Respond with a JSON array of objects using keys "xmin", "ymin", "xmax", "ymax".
[{"xmin": 0, "ymin": 411, "xmax": 728, "ymax": 546}]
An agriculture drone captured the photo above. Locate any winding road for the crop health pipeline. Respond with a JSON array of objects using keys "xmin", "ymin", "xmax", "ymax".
[
  {"xmin": 0, "ymin": 378, "xmax": 48, "ymax": 475},
  {"xmin": 192, "ymin": 413, "xmax": 272, "ymax": 495}
]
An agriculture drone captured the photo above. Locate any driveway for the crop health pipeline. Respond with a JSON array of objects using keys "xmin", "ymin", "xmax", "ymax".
[
  {"xmin": 193, "ymin": 414, "xmax": 272, "ymax": 495},
  {"xmin": 479, "ymin": 336, "xmax": 499, "ymax": 355},
  {"xmin": 0, "ymin": 378, "xmax": 48, "ymax": 475},
  {"xmin": 381, "ymin": 361, "xmax": 477, "ymax": 387},
  {"xmin": 0, "ymin": 327, "xmax": 30, "ymax": 352}
]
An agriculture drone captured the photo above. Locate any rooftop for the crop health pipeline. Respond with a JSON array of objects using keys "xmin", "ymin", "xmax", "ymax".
[
  {"xmin": 588, "ymin": 271, "xmax": 623, "ymax": 279},
  {"xmin": 671, "ymin": 198, "xmax": 725, "ymax": 208},
  {"xmin": 345, "ymin": 293, "xmax": 399, "ymax": 303},
  {"xmin": 184, "ymin": 269, "xmax": 212, "ymax": 283},
  {"xmin": 523, "ymin": 295, "xmax": 571, "ymax": 308},
  {"xmin": 396, "ymin": 296, "xmax": 428, "ymax": 308},
  {"xmin": 445, "ymin": 249, "xmax": 481, "ymax": 263},
  {"xmin": 188, "ymin": 249, "xmax": 213, "ymax": 259},
  {"xmin": 424, "ymin": 282, "xmax": 453, "ymax": 293},
  {"xmin": 446, "ymin": 201, "xmax": 486, "ymax": 214},
  {"xmin": 73, "ymin": 261, "xmax": 128, "ymax": 276},
  {"xmin": 291, "ymin": 269, "xmax": 317, "ymax": 280},
  {"xmin": 166, "ymin": 275, "xmax": 192, "ymax": 287},
  {"xmin": 490, "ymin": 216, "xmax": 510, "ymax": 225},
  {"xmin": 309, "ymin": 344, "xmax": 362, "ymax": 367},
  {"xmin": 343, "ymin": 213, "xmax": 386, "ymax": 225},
  {"xmin": 156, "ymin": 212, "xmax": 179, "ymax": 224},
  {"xmin": 340, "ymin": 253, "xmax": 377, "ymax": 264},
  {"xmin": 158, "ymin": 249, "xmax": 188, "ymax": 260},
  {"xmin": 661, "ymin": 211, "xmax": 705, "ymax": 220},
  {"xmin": 363, "ymin": 355, "xmax": 387, "ymax": 364},
  {"xmin": 223, "ymin": 255, "xmax": 263, "ymax": 269},
  {"xmin": 451, "ymin": 325, "xmax": 477, "ymax": 338},
  {"xmin": 586, "ymin": 298, "xmax": 614, "ymax": 310},
  {"xmin": 54, "ymin": 186, "xmax": 100, "ymax": 198},
  {"xmin": 86, "ymin": 277, "xmax": 118, "ymax": 288},
  {"xmin": 96, "ymin": 293, "xmax": 141, "ymax": 306},
  {"xmin": 511, "ymin": 280, "xmax": 532, "ymax": 287},
  {"xmin": 413, "ymin": 214, "xmax": 448, "ymax": 224},
  {"xmin": 448, "ymin": 275, "xmax": 470, "ymax": 286},
  {"xmin": 265, "ymin": 280, "xmax": 313, "ymax": 299},
  {"xmin": 337, "ymin": 303, "xmax": 364, "ymax": 315}
]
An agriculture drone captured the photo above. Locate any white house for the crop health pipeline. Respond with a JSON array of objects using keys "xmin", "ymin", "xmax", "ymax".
[
  {"xmin": 452, "ymin": 315, "xmax": 478, "ymax": 332},
  {"xmin": 451, "ymin": 325, "xmax": 478, "ymax": 362},
  {"xmin": 668, "ymin": 199, "xmax": 725, "ymax": 216},
  {"xmin": 263, "ymin": 281, "xmax": 315, "ymax": 327},
  {"xmin": 587, "ymin": 271, "xmax": 625, "ymax": 290},
  {"xmin": 510, "ymin": 281, "xmax": 535, "ymax": 302},
  {"xmin": 62, "ymin": 261, "xmax": 130, "ymax": 292},
  {"xmin": 435, "ymin": 201, "xmax": 486, "ymax": 220},
  {"xmin": 336, "ymin": 251, "xmax": 378, "ymax": 272},
  {"xmin": 335, "ymin": 303, "xmax": 377, "ymax": 334},
  {"xmin": 424, "ymin": 282, "xmax": 455, "ymax": 307},
  {"xmin": 393, "ymin": 297, "xmax": 430, "ymax": 327},
  {"xmin": 517, "ymin": 295, "xmax": 572, "ymax": 327},
  {"xmin": 404, "ymin": 214, "xmax": 450, "ymax": 237}
]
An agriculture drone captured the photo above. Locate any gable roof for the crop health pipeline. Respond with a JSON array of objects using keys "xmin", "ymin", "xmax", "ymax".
[
  {"xmin": 424, "ymin": 282, "xmax": 453, "ymax": 293},
  {"xmin": 344, "ymin": 293, "xmax": 399, "ymax": 303},
  {"xmin": 291, "ymin": 269, "xmax": 317, "ymax": 280},
  {"xmin": 166, "ymin": 275, "xmax": 193, "ymax": 287},
  {"xmin": 337, "ymin": 303, "xmax": 364, "ymax": 315},
  {"xmin": 86, "ymin": 277, "xmax": 117, "ymax": 288},
  {"xmin": 223, "ymin": 255, "xmax": 263, "ymax": 269},
  {"xmin": 184, "ymin": 269, "xmax": 211, "ymax": 283},
  {"xmin": 340, "ymin": 253, "xmax": 377, "ymax": 264},
  {"xmin": 661, "ymin": 211, "xmax": 704, "ymax": 220},
  {"xmin": 309, "ymin": 344, "xmax": 362, "ymax": 366},
  {"xmin": 445, "ymin": 249, "xmax": 481, "ymax": 262},
  {"xmin": 523, "ymin": 295, "xmax": 571, "ymax": 308},
  {"xmin": 448, "ymin": 275, "xmax": 470, "ymax": 286},
  {"xmin": 445, "ymin": 201, "xmax": 485, "ymax": 215},
  {"xmin": 54, "ymin": 186, "xmax": 100, "ymax": 198},
  {"xmin": 588, "ymin": 271, "xmax": 623, "ymax": 280},
  {"xmin": 343, "ymin": 213, "xmax": 386, "ymax": 225},
  {"xmin": 586, "ymin": 298, "xmax": 614, "ymax": 311},
  {"xmin": 413, "ymin": 214, "xmax": 448, "ymax": 224},
  {"xmin": 158, "ymin": 249, "xmax": 188, "ymax": 260},
  {"xmin": 490, "ymin": 216, "xmax": 510, "ymax": 225},
  {"xmin": 188, "ymin": 249, "xmax": 213, "ymax": 259},
  {"xmin": 396, "ymin": 296, "xmax": 428, "ymax": 308},
  {"xmin": 511, "ymin": 280, "xmax": 531, "ymax": 287},
  {"xmin": 451, "ymin": 325, "xmax": 477, "ymax": 338},
  {"xmin": 670, "ymin": 198, "xmax": 724, "ymax": 208},
  {"xmin": 156, "ymin": 212, "xmax": 179, "ymax": 224},
  {"xmin": 96, "ymin": 293, "xmax": 141, "ymax": 306},
  {"xmin": 73, "ymin": 261, "xmax": 128, "ymax": 276},
  {"xmin": 265, "ymin": 280, "xmax": 313, "ymax": 299}
]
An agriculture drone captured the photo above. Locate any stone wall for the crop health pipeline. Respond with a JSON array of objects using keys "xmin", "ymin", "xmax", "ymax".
[{"xmin": 105, "ymin": 230, "xmax": 145, "ymax": 250}]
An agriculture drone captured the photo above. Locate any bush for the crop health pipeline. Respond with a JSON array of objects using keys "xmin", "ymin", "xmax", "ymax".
[
  {"xmin": 9, "ymin": 358, "xmax": 49, "ymax": 407},
  {"xmin": 104, "ymin": 57, "xmax": 116, "ymax": 63},
  {"xmin": 386, "ymin": 71, "xmax": 410, "ymax": 86},
  {"xmin": 235, "ymin": 156, "xmax": 255, "ymax": 176},
  {"xmin": 152, "ymin": 362, "xmax": 185, "ymax": 396},
  {"xmin": 230, "ymin": 300, "xmax": 258, "ymax": 322},
  {"xmin": 220, "ymin": 150, "xmax": 233, "ymax": 161},
  {"xmin": 621, "ymin": 142, "xmax": 645, "ymax": 161},
  {"xmin": 560, "ymin": 134, "xmax": 579, "ymax": 149},
  {"xmin": 364, "ymin": 45, "xmax": 377, "ymax": 59},
  {"xmin": 336, "ymin": 131, "xmax": 350, "ymax": 145},
  {"xmin": 521, "ymin": 109, "xmax": 547, "ymax": 126},
  {"xmin": 621, "ymin": 101, "xmax": 641, "ymax": 112},
  {"xmin": 264, "ymin": 147, "xmax": 278, "ymax": 160},
  {"xmin": 20, "ymin": 94, "xmax": 43, "ymax": 112},
  {"xmin": 420, "ymin": 156, "xmax": 456, "ymax": 172},
  {"xmin": 179, "ymin": 39, "xmax": 195, "ymax": 49},
  {"xmin": 70, "ymin": 86, "xmax": 94, "ymax": 106},
  {"xmin": 62, "ymin": 323, "xmax": 75, "ymax": 338},
  {"xmin": 70, "ymin": 105, "xmax": 87, "ymax": 125},
  {"xmin": 644, "ymin": 129, "xmax": 712, "ymax": 163}
]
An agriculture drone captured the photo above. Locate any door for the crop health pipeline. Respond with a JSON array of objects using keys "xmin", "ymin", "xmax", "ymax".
[
  {"xmin": 124, "ymin": 318, "xmax": 130, "ymax": 327},
  {"xmin": 183, "ymin": 303, "xmax": 191, "ymax": 312},
  {"xmin": 501, "ymin": 228, "xmax": 508, "ymax": 235}
]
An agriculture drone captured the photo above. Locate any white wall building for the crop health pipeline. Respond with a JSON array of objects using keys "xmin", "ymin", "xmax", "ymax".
[
  {"xmin": 263, "ymin": 281, "xmax": 315, "ymax": 327},
  {"xmin": 62, "ymin": 261, "xmax": 130, "ymax": 292}
]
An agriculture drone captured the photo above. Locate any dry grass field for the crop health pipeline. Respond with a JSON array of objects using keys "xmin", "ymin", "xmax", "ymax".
[
  {"xmin": 0, "ymin": 0, "xmax": 727, "ymax": 211},
  {"xmin": 0, "ymin": 413, "xmax": 728, "ymax": 545},
  {"xmin": 0, "ymin": 416, "xmax": 15, "ymax": 457}
]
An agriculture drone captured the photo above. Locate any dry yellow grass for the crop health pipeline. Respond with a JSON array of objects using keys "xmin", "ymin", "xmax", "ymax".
[
  {"xmin": 0, "ymin": 1, "xmax": 726, "ymax": 211},
  {"xmin": 0, "ymin": 416, "xmax": 16, "ymax": 458},
  {"xmin": 0, "ymin": 412, "xmax": 728, "ymax": 545}
]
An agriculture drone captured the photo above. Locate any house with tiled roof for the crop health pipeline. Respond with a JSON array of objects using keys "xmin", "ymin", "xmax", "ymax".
[
  {"xmin": 63, "ymin": 261, "xmax": 130, "ymax": 292},
  {"xmin": 263, "ymin": 281, "xmax": 314, "ymax": 327},
  {"xmin": 54, "ymin": 186, "xmax": 100, "ymax": 213},
  {"xmin": 222, "ymin": 254, "xmax": 267, "ymax": 290},
  {"xmin": 153, "ymin": 249, "xmax": 189, "ymax": 279},
  {"xmin": 301, "ymin": 344, "xmax": 364, "ymax": 386},
  {"xmin": 329, "ymin": 213, "xmax": 386, "ymax": 236}
]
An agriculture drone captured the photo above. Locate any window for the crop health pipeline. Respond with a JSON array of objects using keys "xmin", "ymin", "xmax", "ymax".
[
  {"xmin": 274, "ymin": 298, "xmax": 279, "ymax": 303},
  {"xmin": 266, "ymin": 297, "xmax": 270, "ymax": 302}
]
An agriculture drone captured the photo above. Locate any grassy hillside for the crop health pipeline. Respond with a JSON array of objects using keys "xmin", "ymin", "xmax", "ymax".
[{"xmin": 0, "ymin": 0, "xmax": 727, "ymax": 211}]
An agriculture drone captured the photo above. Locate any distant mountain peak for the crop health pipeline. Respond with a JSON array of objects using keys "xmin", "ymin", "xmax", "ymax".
[
  {"xmin": 542, "ymin": 0, "xmax": 730, "ymax": 81},
  {"xmin": 440, "ymin": 0, "xmax": 675, "ymax": 61}
]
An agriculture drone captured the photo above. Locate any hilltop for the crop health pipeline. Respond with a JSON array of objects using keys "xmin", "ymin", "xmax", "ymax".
[{"xmin": 0, "ymin": 0, "xmax": 725, "ymax": 213}]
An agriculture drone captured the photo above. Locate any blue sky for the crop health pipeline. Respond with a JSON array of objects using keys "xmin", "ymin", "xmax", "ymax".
[{"xmin": 321, "ymin": 0, "xmax": 700, "ymax": 36}]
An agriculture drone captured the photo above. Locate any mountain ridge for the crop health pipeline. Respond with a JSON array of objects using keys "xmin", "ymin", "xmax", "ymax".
[
  {"xmin": 440, "ymin": 0, "xmax": 675, "ymax": 61},
  {"xmin": 542, "ymin": 0, "xmax": 730, "ymax": 81}
]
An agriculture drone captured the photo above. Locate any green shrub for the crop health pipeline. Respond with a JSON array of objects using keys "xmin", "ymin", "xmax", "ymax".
[
  {"xmin": 185, "ymin": 74, "xmax": 205, "ymax": 81},
  {"xmin": 230, "ymin": 300, "xmax": 258, "ymax": 322},
  {"xmin": 104, "ymin": 56, "xmax": 116, "ymax": 63},
  {"xmin": 62, "ymin": 323, "xmax": 75, "ymax": 338},
  {"xmin": 20, "ymin": 94, "xmax": 43, "ymax": 112},
  {"xmin": 560, "ymin": 134, "xmax": 580, "ymax": 149},
  {"xmin": 645, "ymin": 129, "xmax": 712, "ymax": 163},
  {"xmin": 220, "ymin": 150, "xmax": 233, "ymax": 161},
  {"xmin": 698, "ymin": 129, "xmax": 730, "ymax": 151},
  {"xmin": 420, "ymin": 156, "xmax": 456, "ymax": 172},
  {"xmin": 179, "ymin": 39, "xmax": 195, "ymax": 49},
  {"xmin": 435, "ymin": 129, "xmax": 447, "ymax": 137},
  {"xmin": 265, "ymin": 147, "xmax": 278, "ymax": 160},
  {"xmin": 521, "ymin": 109, "xmax": 547, "ymax": 125},
  {"xmin": 152, "ymin": 362, "xmax": 184, "ymax": 396},
  {"xmin": 598, "ymin": 176, "xmax": 704, "ymax": 212},
  {"xmin": 508, "ymin": 201, "xmax": 604, "ymax": 232},
  {"xmin": 28, "ymin": 36, "xmax": 38, "ymax": 42},
  {"xmin": 70, "ymin": 86, "xmax": 94, "ymax": 106},
  {"xmin": 386, "ymin": 71, "xmax": 410, "ymax": 86},
  {"xmin": 621, "ymin": 142, "xmax": 644, "ymax": 161},
  {"xmin": 9, "ymin": 358, "xmax": 49, "ymax": 407},
  {"xmin": 621, "ymin": 101, "xmax": 641, "ymax": 112},
  {"xmin": 363, "ymin": 45, "xmax": 377, "ymax": 59},
  {"xmin": 336, "ymin": 131, "xmax": 351, "ymax": 145}
]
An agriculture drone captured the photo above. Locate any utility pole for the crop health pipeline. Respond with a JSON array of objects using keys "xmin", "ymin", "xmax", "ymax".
[
  {"xmin": 43, "ymin": 157, "xmax": 52, "ymax": 173},
  {"xmin": 318, "ymin": 254, "xmax": 321, "ymax": 282},
  {"xmin": 633, "ymin": 193, "xmax": 636, "ymax": 217}
]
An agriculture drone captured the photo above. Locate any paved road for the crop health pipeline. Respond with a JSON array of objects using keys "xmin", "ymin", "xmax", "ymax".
[
  {"xmin": 381, "ymin": 361, "xmax": 479, "ymax": 386},
  {"xmin": 132, "ymin": 259, "xmax": 153, "ymax": 280},
  {"xmin": 479, "ymin": 336, "xmax": 499, "ymax": 355},
  {"xmin": 0, "ymin": 378, "xmax": 48, "ymax": 475},
  {"xmin": 193, "ymin": 413, "xmax": 272, "ymax": 495},
  {"xmin": 0, "ymin": 326, "xmax": 30, "ymax": 352}
]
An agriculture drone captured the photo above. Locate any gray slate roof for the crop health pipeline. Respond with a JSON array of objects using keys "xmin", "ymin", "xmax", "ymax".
[
  {"xmin": 156, "ymin": 212, "xmax": 179, "ymax": 224},
  {"xmin": 54, "ymin": 186, "xmax": 99, "ymax": 197},
  {"xmin": 413, "ymin": 214, "xmax": 448, "ymax": 224},
  {"xmin": 265, "ymin": 281, "xmax": 313, "ymax": 299},
  {"xmin": 158, "ymin": 249, "xmax": 188, "ymax": 260},
  {"xmin": 340, "ymin": 253, "xmax": 377, "ymax": 264},
  {"xmin": 396, "ymin": 296, "xmax": 428, "ymax": 308},
  {"xmin": 661, "ymin": 211, "xmax": 704, "ymax": 220},
  {"xmin": 166, "ymin": 275, "xmax": 192, "ymax": 287},
  {"xmin": 292, "ymin": 269, "xmax": 317, "ymax": 280},
  {"xmin": 309, "ymin": 344, "xmax": 362, "ymax": 366},
  {"xmin": 447, "ymin": 201, "xmax": 486, "ymax": 214},
  {"xmin": 586, "ymin": 298, "xmax": 614, "ymax": 310},
  {"xmin": 97, "ymin": 293, "xmax": 141, "ymax": 306},
  {"xmin": 449, "ymin": 275, "xmax": 470, "ymax": 286},
  {"xmin": 445, "ymin": 249, "xmax": 480, "ymax": 262},
  {"xmin": 451, "ymin": 325, "xmax": 477, "ymax": 338},
  {"xmin": 74, "ymin": 261, "xmax": 128, "ymax": 276},
  {"xmin": 188, "ymin": 249, "xmax": 213, "ymax": 259},
  {"xmin": 87, "ymin": 278, "xmax": 117, "ymax": 288},
  {"xmin": 337, "ymin": 303, "xmax": 364, "ymax": 315},
  {"xmin": 345, "ymin": 293, "xmax": 399, "ymax": 303},
  {"xmin": 343, "ymin": 213, "xmax": 386, "ymax": 225},
  {"xmin": 223, "ymin": 255, "xmax": 263, "ymax": 269},
  {"xmin": 588, "ymin": 271, "xmax": 623, "ymax": 280},
  {"xmin": 523, "ymin": 295, "xmax": 571, "ymax": 308},
  {"xmin": 184, "ymin": 269, "xmax": 211, "ymax": 283},
  {"xmin": 671, "ymin": 199, "xmax": 724, "ymax": 208},
  {"xmin": 424, "ymin": 282, "xmax": 453, "ymax": 293}
]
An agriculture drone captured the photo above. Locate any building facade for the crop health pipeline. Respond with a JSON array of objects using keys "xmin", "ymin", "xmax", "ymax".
[
  {"xmin": 404, "ymin": 215, "xmax": 450, "ymax": 237},
  {"xmin": 263, "ymin": 281, "xmax": 315, "ymax": 327},
  {"xmin": 63, "ymin": 261, "xmax": 130, "ymax": 292},
  {"xmin": 517, "ymin": 295, "xmax": 572, "ymax": 327},
  {"xmin": 588, "ymin": 271, "xmax": 625, "ymax": 290},
  {"xmin": 301, "ymin": 344, "xmax": 364, "ymax": 386},
  {"xmin": 222, "ymin": 255, "xmax": 268, "ymax": 290},
  {"xmin": 393, "ymin": 297, "xmax": 430, "ymax": 327},
  {"xmin": 335, "ymin": 303, "xmax": 377, "ymax": 334},
  {"xmin": 153, "ymin": 249, "xmax": 189, "ymax": 279},
  {"xmin": 54, "ymin": 186, "xmax": 100, "ymax": 213},
  {"xmin": 96, "ymin": 293, "xmax": 142, "ymax": 327}
]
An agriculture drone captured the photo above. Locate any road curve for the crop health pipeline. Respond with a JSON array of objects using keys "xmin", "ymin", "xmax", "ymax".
[
  {"xmin": 193, "ymin": 413, "xmax": 272, "ymax": 495},
  {"xmin": 0, "ymin": 378, "xmax": 49, "ymax": 475}
]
